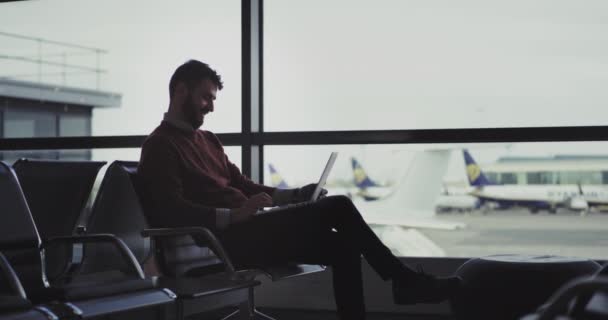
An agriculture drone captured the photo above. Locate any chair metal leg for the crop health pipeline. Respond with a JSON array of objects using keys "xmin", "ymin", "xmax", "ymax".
[
  {"xmin": 253, "ymin": 309, "xmax": 277, "ymax": 320},
  {"xmin": 220, "ymin": 287, "xmax": 277, "ymax": 320},
  {"xmin": 220, "ymin": 309, "xmax": 241, "ymax": 320},
  {"xmin": 221, "ymin": 308, "xmax": 277, "ymax": 320}
]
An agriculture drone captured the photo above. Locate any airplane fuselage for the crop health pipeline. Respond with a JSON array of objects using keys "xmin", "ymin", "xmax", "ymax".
[{"xmin": 470, "ymin": 184, "xmax": 608, "ymax": 211}]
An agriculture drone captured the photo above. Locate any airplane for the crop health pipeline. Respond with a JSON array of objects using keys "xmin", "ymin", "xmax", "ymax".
[
  {"xmin": 268, "ymin": 163, "xmax": 290, "ymax": 189},
  {"xmin": 435, "ymin": 184, "xmax": 480, "ymax": 213},
  {"xmin": 352, "ymin": 150, "xmax": 466, "ymax": 231},
  {"xmin": 267, "ymin": 153, "xmax": 464, "ymax": 257},
  {"xmin": 268, "ymin": 153, "xmax": 466, "ymax": 230},
  {"xmin": 463, "ymin": 149, "xmax": 608, "ymax": 214},
  {"xmin": 350, "ymin": 157, "xmax": 393, "ymax": 201},
  {"xmin": 352, "ymin": 156, "xmax": 479, "ymax": 213}
]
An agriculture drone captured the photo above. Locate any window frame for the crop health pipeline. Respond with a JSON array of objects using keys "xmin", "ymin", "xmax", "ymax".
[{"xmin": 0, "ymin": 0, "xmax": 607, "ymax": 181}]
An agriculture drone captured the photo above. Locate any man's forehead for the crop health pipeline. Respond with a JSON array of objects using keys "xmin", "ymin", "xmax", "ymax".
[{"xmin": 196, "ymin": 78, "xmax": 218, "ymax": 93}]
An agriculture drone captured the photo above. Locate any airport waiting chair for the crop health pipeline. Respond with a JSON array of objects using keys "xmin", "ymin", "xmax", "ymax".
[
  {"xmin": 0, "ymin": 252, "xmax": 59, "ymax": 320},
  {"xmin": 0, "ymin": 161, "xmax": 175, "ymax": 319},
  {"xmin": 84, "ymin": 161, "xmax": 261, "ymax": 320},
  {"xmin": 452, "ymin": 254, "xmax": 601, "ymax": 320},
  {"xmin": 130, "ymin": 162, "xmax": 325, "ymax": 320},
  {"xmin": 521, "ymin": 274, "xmax": 608, "ymax": 320},
  {"xmin": 12, "ymin": 159, "xmax": 106, "ymax": 281},
  {"xmin": 86, "ymin": 161, "xmax": 325, "ymax": 320}
]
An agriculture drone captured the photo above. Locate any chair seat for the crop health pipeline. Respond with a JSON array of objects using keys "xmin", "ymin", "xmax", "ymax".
[
  {"xmin": 0, "ymin": 309, "xmax": 51, "ymax": 320},
  {"xmin": 583, "ymin": 291, "xmax": 608, "ymax": 319},
  {"xmin": 260, "ymin": 264, "xmax": 326, "ymax": 281},
  {"xmin": 51, "ymin": 271, "xmax": 155, "ymax": 301},
  {"xmin": 0, "ymin": 295, "xmax": 32, "ymax": 311},
  {"xmin": 62, "ymin": 271, "xmax": 154, "ymax": 301},
  {"xmin": 155, "ymin": 274, "xmax": 260, "ymax": 299}
]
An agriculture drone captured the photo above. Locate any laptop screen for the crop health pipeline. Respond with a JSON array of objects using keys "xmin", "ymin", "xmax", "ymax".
[{"xmin": 311, "ymin": 152, "xmax": 338, "ymax": 201}]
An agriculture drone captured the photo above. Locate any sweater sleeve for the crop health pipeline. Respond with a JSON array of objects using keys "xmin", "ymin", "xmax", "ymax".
[
  {"xmin": 225, "ymin": 156, "xmax": 276, "ymax": 196},
  {"xmin": 138, "ymin": 136, "xmax": 220, "ymax": 230}
]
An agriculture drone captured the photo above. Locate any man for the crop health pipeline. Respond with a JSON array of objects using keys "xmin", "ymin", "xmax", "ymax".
[{"xmin": 138, "ymin": 59, "xmax": 459, "ymax": 319}]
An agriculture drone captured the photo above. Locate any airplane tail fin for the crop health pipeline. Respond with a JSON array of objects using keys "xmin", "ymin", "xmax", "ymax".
[
  {"xmin": 351, "ymin": 157, "xmax": 381, "ymax": 189},
  {"xmin": 386, "ymin": 150, "xmax": 452, "ymax": 213},
  {"xmin": 463, "ymin": 149, "xmax": 494, "ymax": 186},
  {"xmin": 268, "ymin": 164, "xmax": 289, "ymax": 189},
  {"xmin": 358, "ymin": 149, "xmax": 466, "ymax": 230}
]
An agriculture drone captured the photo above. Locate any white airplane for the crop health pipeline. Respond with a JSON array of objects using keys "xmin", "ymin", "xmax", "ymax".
[
  {"xmin": 349, "ymin": 157, "xmax": 394, "ymax": 201},
  {"xmin": 464, "ymin": 149, "xmax": 608, "ymax": 213},
  {"xmin": 268, "ymin": 153, "xmax": 466, "ymax": 230},
  {"xmin": 268, "ymin": 163, "xmax": 290, "ymax": 189},
  {"xmin": 352, "ymin": 156, "xmax": 480, "ymax": 213},
  {"xmin": 352, "ymin": 150, "xmax": 466, "ymax": 231},
  {"xmin": 435, "ymin": 185, "xmax": 480, "ymax": 213},
  {"xmin": 267, "ymin": 153, "xmax": 463, "ymax": 257}
]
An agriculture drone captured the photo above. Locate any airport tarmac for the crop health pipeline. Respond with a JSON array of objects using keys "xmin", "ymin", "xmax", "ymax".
[
  {"xmin": 416, "ymin": 209, "xmax": 608, "ymax": 260},
  {"xmin": 370, "ymin": 209, "xmax": 608, "ymax": 259}
]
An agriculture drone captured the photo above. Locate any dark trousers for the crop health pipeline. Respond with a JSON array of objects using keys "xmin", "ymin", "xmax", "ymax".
[{"xmin": 217, "ymin": 195, "xmax": 412, "ymax": 320}]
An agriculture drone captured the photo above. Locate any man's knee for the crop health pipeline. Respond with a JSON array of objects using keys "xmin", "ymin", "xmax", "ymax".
[{"xmin": 321, "ymin": 195, "xmax": 355, "ymax": 211}]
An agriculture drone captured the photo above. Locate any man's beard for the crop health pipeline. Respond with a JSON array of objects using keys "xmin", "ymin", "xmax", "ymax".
[{"xmin": 184, "ymin": 94, "xmax": 203, "ymax": 129}]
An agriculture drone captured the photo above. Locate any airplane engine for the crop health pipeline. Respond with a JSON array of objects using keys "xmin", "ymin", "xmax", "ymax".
[{"xmin": 567, "ymin": 196, "xmax": 588, "ymax": 212}]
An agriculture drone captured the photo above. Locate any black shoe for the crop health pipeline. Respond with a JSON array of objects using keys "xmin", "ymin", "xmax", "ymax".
[{"xmin": 392, "ymin": 266, "xmax": 461, "ymax": 305}]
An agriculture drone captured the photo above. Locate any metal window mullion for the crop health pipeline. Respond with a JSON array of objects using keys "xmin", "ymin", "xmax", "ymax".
[
  {"xmin": 4, "ymin": 127, "xmax": 608, "ymax": 151},
  {"xmin": 242, "ymin": 0, "xmax": 264, "ymax": 183},
  {"xmin": 0, "ymin": 99, "xmax": 4, "ymax": 139}
]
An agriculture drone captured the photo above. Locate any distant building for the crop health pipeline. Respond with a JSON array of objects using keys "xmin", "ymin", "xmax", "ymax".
[
  {"xmin": 0, "ymin": 78, "xmax": 121, "ymax": 162},
  {"xmin": 482, "ymin": 155, "xmax": 608, "ymax": 185}
]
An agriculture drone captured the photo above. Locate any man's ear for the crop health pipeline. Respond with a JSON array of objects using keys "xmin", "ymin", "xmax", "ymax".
[{"xmin": 175, "ymin": 82, "xmax": 189, "ymax": 101}]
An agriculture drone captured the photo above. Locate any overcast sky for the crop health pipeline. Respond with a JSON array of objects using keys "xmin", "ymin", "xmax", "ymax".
[{"xmin": 1, "ymin": 0, "xmax": 608, "ymax": 184}]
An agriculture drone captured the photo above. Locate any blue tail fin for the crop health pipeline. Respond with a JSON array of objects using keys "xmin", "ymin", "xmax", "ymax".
[
  {"xmin": 351, "ymin": 157, "xmax": 380, "ymax": 189},
  {"xmin": 268, "ymin": 164, "xmax": 289, "ymax": 189},
  {"xmin": 463, "ymin": 149, "xmax": 494, "ymax": 186}
]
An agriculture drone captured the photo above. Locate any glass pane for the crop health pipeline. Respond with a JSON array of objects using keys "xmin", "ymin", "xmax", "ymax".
[
  {"xmin": 264, "ymin": 0, "xmax": 608, "ymax": 131},
  {"xmin": 4, "ymin": 109, "xmax": 56, "ymax": 138},
  {"xmin": 1, "ymin": 146, "xmax": 242, "ymax": 215},
  {"xmin": 60, "ymin": 114, "xmax": 90, "ymax": 136},
  {"xmin": 0, "ymin": 0, "xmax": 241, "ymax": 136},
  {"xmin": 265, "ymin": 142, "xmax": 608, "ymax": 259}
]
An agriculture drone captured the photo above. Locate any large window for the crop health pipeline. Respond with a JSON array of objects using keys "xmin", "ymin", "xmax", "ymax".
[
  {"xmin": 0, "ymin": 0, "xmax": 241, "ymax": 136},
  {"xmin": 2, "ymin": 0, "xmax": 608, "ymax": 264},
  {"xmin": 265, "ymin": 142, "xmax": 608, "ymax": 259},
  {"xmin": 264, "ymin": 0, "xmax": 608, "ymax": 131}
]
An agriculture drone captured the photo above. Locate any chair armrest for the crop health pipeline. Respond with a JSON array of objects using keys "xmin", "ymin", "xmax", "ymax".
[
  {"xmin": 141, "ymin": 227, "xmax": 236, "ymax": 276},
  {"xmin": 43, "ymin": 233, "xmax": 144, "ymax": 279},
  {"xmin": 0, "ymin": 253, "xmax": 27, "ymax": 299},
  {"xmin": 536, "ymin": 276, "xmax": 608, "ymax": 320}
]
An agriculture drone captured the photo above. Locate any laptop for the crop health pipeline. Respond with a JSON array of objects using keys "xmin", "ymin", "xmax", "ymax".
[{"xmin": 257, "ymin": 152, "xmax": 338, "ymax": 214}]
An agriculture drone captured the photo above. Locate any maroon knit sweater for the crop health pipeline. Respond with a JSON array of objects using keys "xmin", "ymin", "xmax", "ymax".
[{"xmin": 138, "ymin": 121, "xmax": 275, "ymax": 230}]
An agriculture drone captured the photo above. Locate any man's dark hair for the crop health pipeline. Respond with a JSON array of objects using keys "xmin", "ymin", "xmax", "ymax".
[{"xmin": 169, "ymin": 60, "xmax": 223, "ymax": 98}]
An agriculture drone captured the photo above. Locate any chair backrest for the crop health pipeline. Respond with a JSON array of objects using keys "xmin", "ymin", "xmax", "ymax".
[
  {"xmin": 12, "ymin": 159, "xmax": 106, "ymax": 281},
  {"xmin": 82, "ymin": 161, "xmax": 151, "ymax": 274},
  {"xmin": 0, "ymin": 162, "xmax": 41, "ymax": 251},
  {"xmin": 0, "ymin": 162, "xmax": 46, "ymax": 298},
  {"xmin": 12, "ymin": 159, "xmax": 106, "ymax": 239},
  {"xmin": 85, "ymin": 161, "xmax": 221, "ymax": 277}
]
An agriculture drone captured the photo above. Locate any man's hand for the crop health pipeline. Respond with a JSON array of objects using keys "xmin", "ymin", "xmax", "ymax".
[
  {"xmin": 231, "ymin": 193, "xmax": 273, "ymax": 224},
  {"xmin": 293, "ymin": 183, "xmax": 328, "ymax": 203}
]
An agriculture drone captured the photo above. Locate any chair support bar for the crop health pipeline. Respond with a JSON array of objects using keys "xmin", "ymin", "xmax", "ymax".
[
  {"xmin": 43, "ymin": 233, "xmax": 145, "ymax": 279},
  {"xmin": 141, "ymin": 227, "xmax": 237, "ymax": 277}
]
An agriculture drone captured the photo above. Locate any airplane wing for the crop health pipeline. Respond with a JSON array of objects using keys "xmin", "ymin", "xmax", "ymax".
[{"xmin": 365, "ymin": 214, "xmax": 466, "ymax": 231}]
